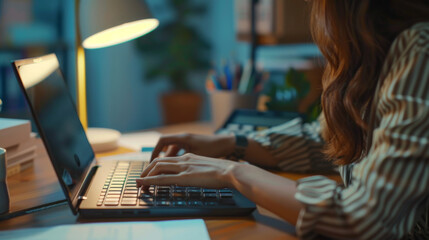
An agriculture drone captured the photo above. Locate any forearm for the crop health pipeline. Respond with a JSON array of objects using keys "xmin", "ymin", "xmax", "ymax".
[
  {"xmin": 226, "ymin": 163, "xmax": 302, "ymax": 225},
  {"xmin": 244, "ymin": 139, "xmax": 279, "ymax": 167}
]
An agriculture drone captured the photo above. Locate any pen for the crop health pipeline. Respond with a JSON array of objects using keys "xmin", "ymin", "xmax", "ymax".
[
  {"xmin": 223, "ymin": 60, "xmax": 233, "ymax": 90},
  {"xmin": 211, "ymin": 75, "xmax": 223, "ymax": 90}
]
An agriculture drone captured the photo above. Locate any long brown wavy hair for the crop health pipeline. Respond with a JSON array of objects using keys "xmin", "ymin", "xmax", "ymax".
[{"xmin": 310, "ymin": 0, "xmax": 429, "ymax": 164}]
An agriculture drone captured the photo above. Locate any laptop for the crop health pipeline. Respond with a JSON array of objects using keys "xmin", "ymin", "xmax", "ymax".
[{"xmin": 11, "ymin": 53, "xmax": 256, "ymax": 218}]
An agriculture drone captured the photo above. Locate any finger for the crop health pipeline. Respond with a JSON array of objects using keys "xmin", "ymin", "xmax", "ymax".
[
  {"xmin": 136, "ymin": 163, "xmax": 184, "ymax": 188},
  {"xmin": 150, "ymin": 135, "xmax": 188, "ymax": 162},
  {"xmin": 140, "ymin": 157, "xmax": 180, "ymax": 177},
  {"xmin": 165, "ymin": 145, "xmax": 181, "ymax": 157},
  {"xmin": 136, "ymin": 174, "xmax": 188, "ymax": 188},
  {"xmin": 147, "ymin": 162, "xmax": 184, "ymax": 177}
]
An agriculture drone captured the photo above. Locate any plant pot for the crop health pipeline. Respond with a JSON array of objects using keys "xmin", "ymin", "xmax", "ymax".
[
  {"xmin": 161, "ymin": 91, "xmax": 203, "ymax": 125},
  {"xmin": 209, "ymin": 90, "xmax": 259, "ymax": 129}
]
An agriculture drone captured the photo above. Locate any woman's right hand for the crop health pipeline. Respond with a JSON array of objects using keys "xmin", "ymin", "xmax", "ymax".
[{"xmin": 150, "ymin": 133, "xmax": 235, "ymax": 161}]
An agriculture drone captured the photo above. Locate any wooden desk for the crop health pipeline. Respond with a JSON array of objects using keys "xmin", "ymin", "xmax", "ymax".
[{"xmin": 0, "ymin": 122, "xmax": 341, "ymax": 239}]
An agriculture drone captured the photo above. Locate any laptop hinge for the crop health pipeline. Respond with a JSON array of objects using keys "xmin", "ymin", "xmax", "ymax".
[{"xmin": 77, "ymin": 165, "xmax": 99, "ymax": 201}]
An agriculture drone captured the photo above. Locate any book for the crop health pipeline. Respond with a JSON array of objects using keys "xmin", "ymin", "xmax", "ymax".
[
  {"xmin": 5, "ymin": 134, "xmax": 36, "ymax": 165},
  {"xmin": 235, "ymin": 0, "xmax": 312, "ymax": 43},
  {"xmin": 0, "ymin": 118, "xmax": 31, "ymax": 149},
  {"xmin": 6, "ymin": 158, "xmax": 34, "ymax": 177},
  {"xmin": 6, "ymin": 145, "xmax": 36, "ymax": 167},
  {"xmin": 235, "ymin": 0, "xmax": 275, "ymax": 35}
]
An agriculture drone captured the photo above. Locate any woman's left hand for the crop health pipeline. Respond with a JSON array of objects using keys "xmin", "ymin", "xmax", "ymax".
[{"xmin": 136, "ymin": 153, "xmax": 239, "ymax": 190}]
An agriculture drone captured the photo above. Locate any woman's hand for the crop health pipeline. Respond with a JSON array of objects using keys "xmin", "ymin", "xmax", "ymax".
[
  {"xmin": 150, "ymin": 133, "xmax": 235, "ymax": 161},
  {"xmin": 137, "ymin": 152, "xmax": 302, "ymax": 225},
  {"xmin": 137, "ymin": 153, "xmax": 239, "ymax": 189}
]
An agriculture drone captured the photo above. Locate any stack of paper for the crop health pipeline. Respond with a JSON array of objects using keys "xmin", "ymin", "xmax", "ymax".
[{"xmin": 0, "ymin": 118, "xmax": 36, "ymax": 176}]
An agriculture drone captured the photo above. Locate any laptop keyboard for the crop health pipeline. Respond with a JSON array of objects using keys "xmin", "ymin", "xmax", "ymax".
[{"xmin": 97, "ymin": 161, "xmax": 235, "ymax": 207}]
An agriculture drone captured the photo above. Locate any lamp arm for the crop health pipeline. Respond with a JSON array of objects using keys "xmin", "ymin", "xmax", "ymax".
[{"xmin": 75, "ymin": 0, "xmax": 88, "ymax": 130}]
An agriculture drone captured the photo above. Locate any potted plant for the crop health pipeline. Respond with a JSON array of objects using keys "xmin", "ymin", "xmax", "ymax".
[
  {"xmin": 136, "ymin": 0, "xmax": 211, "ymax": 125},
  {"xmin": 263, "ymin": 68, "xmax": 323, "ymax": 122}
]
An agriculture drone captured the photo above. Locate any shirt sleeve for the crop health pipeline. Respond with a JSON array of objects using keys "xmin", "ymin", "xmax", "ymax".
[
  {"xmin": 247, "ymin": 116, "xmax": 336, "ymax": 173},
  {"xmin": 295, "ymin": 39, "xmax": 429, "ymax": 239}
]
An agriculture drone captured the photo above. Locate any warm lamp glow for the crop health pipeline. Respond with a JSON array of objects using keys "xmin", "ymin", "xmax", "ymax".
[
  {"xmin": 19, "ymin": 55, "xmax": 58, "ymax": 89},
  {"xmin": 82, "ymin": 18, "xmax": 159, "ymax": 49}
]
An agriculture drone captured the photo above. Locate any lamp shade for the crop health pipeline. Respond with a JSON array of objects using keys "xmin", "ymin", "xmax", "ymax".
[{"xmin": 79, "ymin": 0, "xmax": 159, "ymax": 49}]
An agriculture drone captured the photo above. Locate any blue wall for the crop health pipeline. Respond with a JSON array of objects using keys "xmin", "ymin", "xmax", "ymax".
[
  {"xmin": 82, "ymin": 0, "xmax": 320, "ymax": 132},
  {"xmin": 85, "ymin": 0, "xmax": 244, "ymax": 132}
]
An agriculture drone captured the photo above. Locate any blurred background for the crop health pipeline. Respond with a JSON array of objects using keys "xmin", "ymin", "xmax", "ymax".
[{"xmin": 0, "ymin": 0, "xmax": 322, "ymax": 133}]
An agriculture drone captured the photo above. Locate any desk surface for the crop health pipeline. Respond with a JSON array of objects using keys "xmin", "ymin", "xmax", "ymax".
[{"xmin": 1, "ymin": 122, "xmax": 341, "ymax": 239}]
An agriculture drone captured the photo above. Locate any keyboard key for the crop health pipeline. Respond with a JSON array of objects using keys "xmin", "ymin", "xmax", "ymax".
[
  {"xmin": 188, "ymin": 201, "xmax": 202, "ymax": 206},
  {"xmin": 156, "ymin": 197, "xmax": 170, "ymax": 201},
  {"xmin": 172, "ymin": 192, "xmax": 186, "ymax": 198},
  {"xmin": 112, "ymin": 179, "xmax": 126, "ymax": 182},
  {"xmin": 105, "ymin": 196, "xmax": 120, "ymax": 200},
  {"xmin": 121, "ymin": 200, "xmax": 137, "ymax": 206},
  {"xmin": 204, "ymin": 201, "xmax": 218, "ymax": 206},
  {"xmin": 104, "ymin": 201, "xmax": 119, "ymax": 206},
  {"xmin": 157, "ymin": 201, "xmax": 171, "ymax": 206},
  {"xmin": 140, "ymin": 193, "xmax": 153, "ymax": 198},
  {"xmin": 188, "ymin": 192, "xmax": 201, "ymax": 199},
  {"xmin": 139, "ymin": 199, "xmax": 154, "ymax": 206},
  {"xmin": 113, "ymin": 175, "xmax": 127, "ymax": 178},
  {"xmin": 107, "ymin": 191, "xmax": 122, "ymax": 195},
  {"xmin": 124, "ymin": 190, "xmax": 138, "ymax": 194},
  {"xmin": 97, "ymin": 201, "xmax": 103, "ymax": 206},
  {"xmin": 187, "ymin": 189, "xmax": 201, "ymax": 193},
  {"xmin": 220, "ymin": 193, "xmax": 233, "ymax": 198},
  {"xmin": 174, "ymin": 201, "xmax": 187, "ymax": 207},
  {"xmin": 173, "ymin": 197, "xmax": 186, "ymax": 201},
  {"xmin": 106, "ymin": 192, "xmax": 121, "ymax": 196},
  {"xmin": 156, "ymin": 191, "xmax": 170, "ymax": 196},
  {"xmin": 172, "ymin": 189, "xmax": 186, "ymax": 193},
  {"xmin": 219, "ymin": 189, "xmax": 232, "ymax": 193},
  {"xmin": 203, "ymin": 193, "xmax": 217, "ymax": 199},
  {"xmin": 123, "ymin": 194, "xmax": 138, "ymax": 198},
  {"xmin": 202, "ymin": 189, "xmax": 217, "ymax": 193},
  {"xmin": 112, "ymin": 176, "xmax": 126, "ymax": 179},
  {"xmin": 141, "ymin": 197, "xmax": 154, "ymax": 202},
  {"xmin": 109, "ymin": 188, "xmax": 123, "ymax": 191}
]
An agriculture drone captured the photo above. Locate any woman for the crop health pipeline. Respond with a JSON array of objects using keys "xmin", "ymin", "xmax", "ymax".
[{"xmin": 137, "ymin": 1, "xmax": 429, "ymax": 239}]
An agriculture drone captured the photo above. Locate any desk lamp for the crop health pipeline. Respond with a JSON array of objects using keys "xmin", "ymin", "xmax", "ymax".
[{"xmin": 76, "ymin": 0, "xmax": 159, "ymax": 152}]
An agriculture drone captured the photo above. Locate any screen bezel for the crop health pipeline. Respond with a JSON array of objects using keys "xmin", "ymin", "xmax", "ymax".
[{"xmin": 11, "ymin": 53, "xmax": 95, "ymax": 215}]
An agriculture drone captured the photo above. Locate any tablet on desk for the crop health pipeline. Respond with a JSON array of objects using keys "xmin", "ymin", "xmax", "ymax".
[{"xmin": 216, "ymin": 109, "xmax": 304, "ymax": 135}]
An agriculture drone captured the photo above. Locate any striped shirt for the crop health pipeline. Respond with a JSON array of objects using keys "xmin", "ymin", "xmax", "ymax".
[{"xmin": 248, "ymin": 22, "xmax": 429, "ymax": 239}]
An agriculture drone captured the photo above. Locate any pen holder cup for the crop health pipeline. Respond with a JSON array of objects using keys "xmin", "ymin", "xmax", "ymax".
[
  {"xmin": 0, "ymin": 148, "xmax": 9, "ymax": 215},
  {"xmin": 209, "ymin": 90, "xmax": 258, "ymax": 129}
]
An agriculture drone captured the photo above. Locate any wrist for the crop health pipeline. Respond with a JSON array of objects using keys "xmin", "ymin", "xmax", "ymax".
[
  {"xmin": 222, "ymin": 161, "xmax": 254, "ymax": 189},
  {"xmin": 222, "ymin": 161, "xmax": 241, "ymax": 188},
  {"xmin": 229, "ymin": 134, "xmax": 248, "ymax": 161},
  {"xmin": 215, "ymin": 134, "xmax": 236, "ymax": 157}
]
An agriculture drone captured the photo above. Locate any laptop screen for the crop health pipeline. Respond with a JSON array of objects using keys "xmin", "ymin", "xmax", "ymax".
[{"xmin": 12, "ymin": 54, "xmax": 95, "ymax": 212}]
